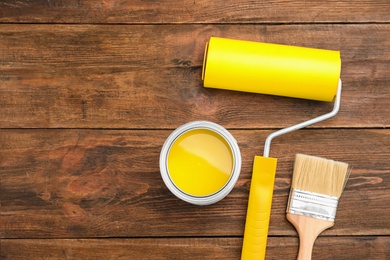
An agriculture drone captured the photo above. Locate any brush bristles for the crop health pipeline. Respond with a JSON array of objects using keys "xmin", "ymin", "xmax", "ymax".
[{"xmin": 291, "ymin": 154, "xmax": 350, "ymax": 198}]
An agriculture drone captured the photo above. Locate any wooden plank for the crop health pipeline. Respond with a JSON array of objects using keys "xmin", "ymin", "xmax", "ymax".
[
  {"xmin": 1, "ymin": 237, "xmax": 389, "ymax": 260},
  {"xmin": 1, "ymin": 24, "xmax": 389, "ymax": 128},
  {"xmin": 1, "ymin": 0, "xmax": 389, "ymax": 24},
  {"xmin": 1, "ymin": 129, "xmax": 389, "ymax": 238}
]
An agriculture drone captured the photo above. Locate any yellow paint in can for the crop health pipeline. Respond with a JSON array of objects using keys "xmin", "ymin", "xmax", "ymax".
[
  {"xmin": 160, "ymin": 121, "xmax": 241, "ymax": 205},
  {"xmin": 167, "ymin": 128, "xmax": 233, "ymax": 196},
  {"xmin": 203, "ymin": 37, "xmax": 341, "ymax": 102}
]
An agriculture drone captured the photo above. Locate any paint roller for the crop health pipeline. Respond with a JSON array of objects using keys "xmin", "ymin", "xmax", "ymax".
[{"xmin": 202, "ymin": 36, "xmax": 342, "ymax": 259}]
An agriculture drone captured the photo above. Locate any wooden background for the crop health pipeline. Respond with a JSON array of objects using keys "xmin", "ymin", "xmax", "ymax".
[{"xmin": 1, "ymin": 1, "xmax": 389, "ymax": 259}]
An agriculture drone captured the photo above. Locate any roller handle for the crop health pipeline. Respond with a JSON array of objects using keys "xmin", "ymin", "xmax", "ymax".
[{"xmin": 241, "ymin": 156, "xmax": 278, "ymax": 260}]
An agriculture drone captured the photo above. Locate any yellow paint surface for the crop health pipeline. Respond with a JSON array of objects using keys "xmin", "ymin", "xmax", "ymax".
[{"xmin": 167, "ymin": 128, "xmax": 233, "ymax": 196}]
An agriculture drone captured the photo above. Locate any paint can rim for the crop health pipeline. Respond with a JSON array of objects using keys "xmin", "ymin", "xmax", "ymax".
[{"xmin": 159, "ymin": 121, "xmax": 241, "ymax": 205}]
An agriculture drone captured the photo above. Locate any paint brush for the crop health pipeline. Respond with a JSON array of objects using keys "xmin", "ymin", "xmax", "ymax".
[{"xmin": 286, "ymin": 154, "xmax": 350, "ymax": 260}]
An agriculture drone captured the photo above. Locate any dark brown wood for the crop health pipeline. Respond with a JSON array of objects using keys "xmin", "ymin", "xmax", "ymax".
[
  {"xmin": 1, "ymin": 24, "xmax": 389, "ymax": 128},
  {"xmin": 1, "ymin": 0, "xmax": 389, "ymax": 24},
  {"xmin": 1, "ymin": 237, "xmax": 389, "ymax": 260},
  {"xmin": 1, "ymin": 1, "xmax": 389, "ymax": 259},
  {"xmin": 1, "ymin": 129, "xmax": 389, "ymax": 238}
]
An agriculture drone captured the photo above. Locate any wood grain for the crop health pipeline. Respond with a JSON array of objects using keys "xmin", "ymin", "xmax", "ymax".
[
  {"xmin": 1, "ymin": 129, "xmax": 389, "ymax": 238},
  {"xmin": 1, "ymin": 1, "xmax": 389, "ymax": 259},
  {"xmin": 1, "ymin": 0, "xmax": 389, "ymax": 24},
  {"xmin": 1, "ymin": 24, "xmax": 389, "ymax": 128},
  {"xmin": 1, "ymin": 237, "xmax": 389, "ymax": 260}
]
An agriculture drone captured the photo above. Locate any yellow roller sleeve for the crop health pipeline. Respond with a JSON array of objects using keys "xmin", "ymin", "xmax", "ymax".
[
  {"xmin": 203, "ymin": 37, "xmax": 341, "ymax": 102},
  {"xmin": 241, "ymin": 156, "xmax": 277, "ymax": 260}
]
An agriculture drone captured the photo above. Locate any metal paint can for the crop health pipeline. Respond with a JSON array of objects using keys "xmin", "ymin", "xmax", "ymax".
[{"xmin": 160, "ymin": 121, "xmax": 241, "ymax": 205}]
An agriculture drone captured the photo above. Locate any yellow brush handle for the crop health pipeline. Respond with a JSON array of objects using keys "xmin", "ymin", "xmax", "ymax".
[{"xmin": 241, "ymin": 156, "xmax": 278, "ymax": 260}]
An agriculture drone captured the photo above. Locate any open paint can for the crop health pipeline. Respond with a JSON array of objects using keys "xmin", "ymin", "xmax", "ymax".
[{"xmin": 160, "ymin": 121, "xmax": 241, "ymax": 205}]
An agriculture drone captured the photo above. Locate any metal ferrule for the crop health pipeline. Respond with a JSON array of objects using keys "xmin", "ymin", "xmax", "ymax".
[{"xmin": 287, "ymin": 189, "xmax": 339, "ymax": 222}]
